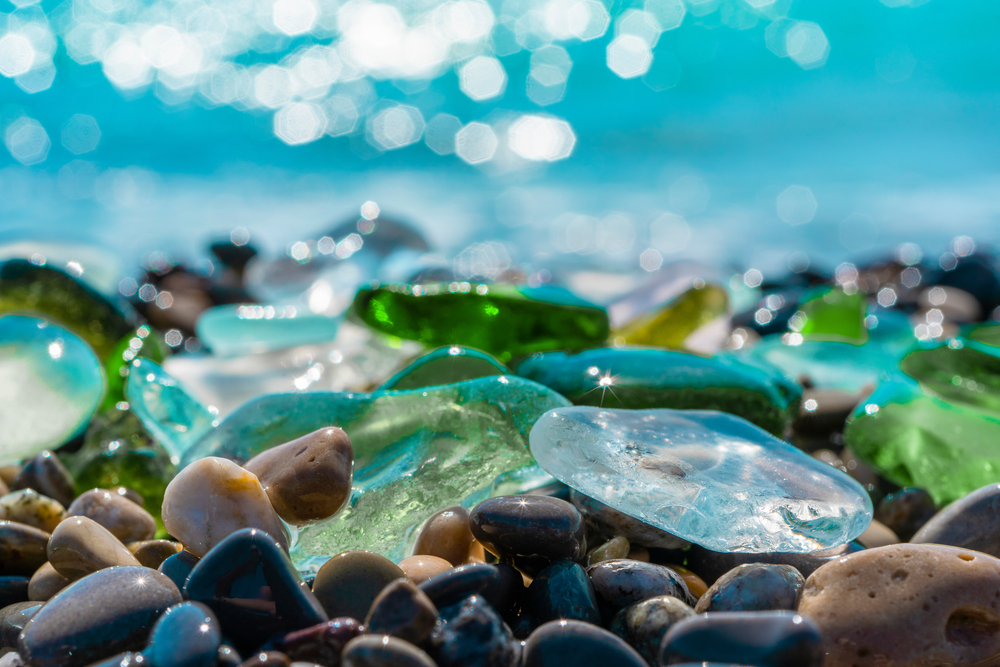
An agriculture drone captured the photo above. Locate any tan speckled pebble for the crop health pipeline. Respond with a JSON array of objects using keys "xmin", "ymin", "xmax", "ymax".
[
  {"xmin": 28, "ymin": 561, "xmax": 70, "ymax": 601},
  {"xmin": 0, "ymin": 489, "xmax": 64, "ymax": 532},
  {"xmin": 798, "ymin": 543, "xmax": 1000, "ymax": 666},
  {"xmin": 47, "ymin": 516, "xmax": 141, "ymax": 580},
  {"xmin": 398, "ymin": 555, "xmax": 453, "ymax": 584},
  {"xmin": 66, "ymin": 488, "xmax": 157, "ymax": 543}
]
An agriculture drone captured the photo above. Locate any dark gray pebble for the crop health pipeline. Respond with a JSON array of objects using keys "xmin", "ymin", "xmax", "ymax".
[
  {"xmin": 875, "ymin": 487, "xmax": 937, "ymax": 542},
  {"xmin": 364, "ymin": 579, "xmax": 437, "ymax": 645},
  {"xmin": 525, "ymin": 560, "xmax": 600, "ymax": 625},
  {"xmin": 608, "ymin": 595, "xmax": 695, "ymax": 664},
  {"xmin": 522, "ymin": 619, "xmax": 648, "ymax": 667},
  {"xmin": 432, "ymin": 595, "xmax": 516, "ymax": 667},
  {"xmin": 12, "ymin": 451, "xmax": 74, "ymax": 508},
  {"xmin": 681, "ymin": 542, "xmax": 864, "ymax": 585},
  {"xmin": 0, "ymin": 577, "xmax": 29, "ymax": 608},
  {"xmin": 341, "ymin": 635, "xmax": 436, "ymax": 667},
  {"xmin": 587, "ymin": 559, "xmax": 695, "ymax": 621},
  {"xmin": 911, "ymin": 483, "xmax": 1000, "ymax": 557},
  {"xmin": 0, "ymin": 522, "xmax": 50, "ymax": 577},
  {"xmin": 418, "ymin": 562, "xmax": 501, "ymax": 610},
  {"xmin": 694, "ymin": 564, "xmax": 804, "ymax": 613},
  {"xmin": 158, "ymin": 550, "xmax": 200, "ymax": 591},
  {"xmin": 0, "ymin": 601, "xmax": 42, "ymax": 648},
  {"xmin": 236, "ymin": 650, "xmax": 290, "ymax": 666},
  {"xmin": 145, "ymin": 601, "xmax": 221, "ymax": 667},
  {"xmin": 216, "ymin": 646, "xmax": 243, "ymax": 667},
  {"xmin": 470, "ymin": 496, "xmax": 586, "ymax": 575},
  {"xmin": 85, "ymin": 652, "xmax": 147, "ymax": 667},
  {"xmin": 660, "ymin": 611, "xmax": 822, "ymax": 667},
  {"xmin": 265, "ymin": 618, "xmax": 362, "ymax": 665}
]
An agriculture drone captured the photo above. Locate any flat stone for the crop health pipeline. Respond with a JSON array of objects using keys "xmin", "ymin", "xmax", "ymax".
[
  {"xmin": 340, "ymin": 635, "xmax": 436, "ymax": 667},
  {"xmin": 0, "ymin": 490, "xmax": 64, "ymax": 533},
  {"xmin": 0, "ymin": 601, "xmax": 41, "ymax": 648},
  {"xmin": 12, "ymin": 451, "xmax": 75, "ymax": 507},
  {"xmin": 0, "ymin": 521, "xmax": 50, "ymax": 577},
  {"xmin": 18, "ymin": 565, "xmax": 181, "ymax": 667},
  {"xmin": 413, "ymin": 505, "xmax": 478, "ymax": 567},
  {"xmin": 694, "ymin": 564, "xmax": 803, "ymax": 613},
  {"xmin": 162, "ymin": 457, "xmax": 289, "ymax": 557},
  {"xmin": 145, "ymin": 601, "xmax": 221, "ymax": 667},
  {"xmin": 660, "ymin": 611, "xmax": 822, "ymax": 666},
  {"xmin": 130, "ymin": 540, "xmax": 184, "ymax": 568},
  {"xmin": 586, "ymin": 559, "xmax": 695, "ymax": 621},
  {"xmin": 521, "ymin": 619, "xmax": 648, "ymax": 667},
  {"xmin": 570, "ymin": 490, "xmax": 688, "ymax": 550},
  {"xmin": 364, "ymin": 579, "xmax": 438, "ymax": 645},
  {"xmin": 912, "ymin": 483, "xmax": 1000, "ymax": 557},
  {"xmin": 265, "ymin": 618, "xmax": 363, "ymax": 665},
  {"xmin": 66, "ymin": 488, "xmax": 157, "ymax": 543},
  {"xmin": 398, "ymin": 555, "xmax": 452, "ymax": 584},
  {"xmin": 524, "ymin": 560, "xmax": 600, "ymax": 625},
  {"xmin": 380, "ymin": 346, "xmax": 507, "ymax": 391},
  {"xmin": 608, "ymin": 595, "xmax": 695, "ymax": 665},
  {"xmin": 876, "ymin": 487, "xmax": 937, "ymax": 542},
  {"xmin": 798, "ymin": 543, "xmax": 1000, "ymax": 666},
  {"xmin": 47, "ymin": 515, "xmax": 141, "ymax": 580},
  {"xmin": 244, "ymin": 427, "xmax": 353, "ymax": 526},
  {"xmin": 311, "ymin": 550, "xmax": 405, "ymax": 621},
  {"xmin": 431, "ymin": 595, "xmax": 516, "ymax": 667},
  {"xmin": 531, "ymin": 407, "xmax": 872, "ymax": 553},
  {"xmin": 27, "ymin": 562, "xmax": 69, "ymax": 601}
]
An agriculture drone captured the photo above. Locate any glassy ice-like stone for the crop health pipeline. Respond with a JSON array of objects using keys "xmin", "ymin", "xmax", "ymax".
[
  {"xmin": 182, "ymin": 376, "xmax": 571, "ymax": 573},
  {"xmin": 0, "ymin": 315, "xmax": 106, "ymax": 463},
  {"xmin": 515, "ymin": 348, "xmax": 799, "ymax": 436},
  {"xmin": 380, "ymin": 346, "xmax": 507, "ymax": 391},
  {"xmin": 126, "ymin": 359, "xmax": 216, "ymax": 462},
  {"xmin": 352, "ymin": 283, "xmax": 609, "ymax": 362},
  {"xmin": 195, "ymin": 304, "xmax": 342, "ymax": 358},
  {"xmin": 790, "ymin": 287, "xmax": 867, "ymax": 343},
  {"xmin": 610, "ymin": 282, "xmax": 730, "ymax": 354},
  {"xmin": 529, "ymin": 407, "xmax": 872, "ymax": 553},
  {"xmin": 164, "ymin": 322, "xmax": 423, "ymax": 417}
]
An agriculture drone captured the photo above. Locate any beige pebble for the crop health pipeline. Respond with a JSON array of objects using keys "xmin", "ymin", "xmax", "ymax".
[
  {"xmin": 66, "ymin": 488, "xmax": 157, "ymax": 543},
  {"xmin": 798, "ymin": 543, "xmax": 1000, "ymax": 666},
  {"xmin": 244, "ymin": 427, "xmax": 354, "ymax": 526},
  {"xmin": 313, "ymin": 550, "xmax": 407, "ymax": 620},
  {"xmin": 398, "ymin": 555, "xmax": 453, "ymax": 584},
  {"xmin": 128, "ymin": 539, "xmax": 184, "ymax": 568},
  {"xmin": 28, "ymin": 561, "xmax": 70, "ymax": 601},
  {"xmin": 628, "ymin": 546, "xmax": 650, "ymax": 562},
  {"xmin": 857, "ymin": 519, "xmax": 900, "ymax": 549},
  {"xmin": 47, "ymin": 515, "xmax": 141, "ymax": 581},
  {"xmin": 413, "ymin": 506, "xmax": 477, "ymax": 567},
  {"xmin": 0, "ymin": 489, "xmax": 65, "ymax": 533},
  {"xmin": 161, "ymin": 457, "xmax": 289, "ymax": 557},
  {"xmin": 0, "ymin": 466, "xmax": 19, "ymax": 488},
  {"xmin": 110, "ymin": 486, "xmax": 145, "ymax": 507},
  {"xmin": 586, "ymin": 535, "xmax": 630, "ymax": 567}
]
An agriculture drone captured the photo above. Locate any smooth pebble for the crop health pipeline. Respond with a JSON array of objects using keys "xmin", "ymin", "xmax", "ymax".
[
  {"xmin": 0, "ymin": 490, "xmax": 64, "ymax": 533},
  {"xmin": 694, "ymin": 564, "xmax": 804, "ymax": 613},
  {"xmin": 46, "ymin": 515, "xmax": 141, "ymax": 581},
  {"xmin": 398, "ymin": 555, "xmax": 452, "ymax": 584},
  {"xmin": 312, "ymin": 551, "xmax": 405, "ymax": 621},
  {"xmin": 66, "ymin": 488, "xmax": 157, "ymax": 543}
]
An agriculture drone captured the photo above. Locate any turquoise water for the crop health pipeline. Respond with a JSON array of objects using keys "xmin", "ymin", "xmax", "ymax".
[{"xmin": 1, "ymin": 0, "xmax": 998, "ymax": 275}]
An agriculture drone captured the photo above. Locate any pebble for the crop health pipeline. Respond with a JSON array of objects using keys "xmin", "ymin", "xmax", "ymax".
[
  {"xmin": 662, "ymin": 564, "xmax": 708, "ymax": 599},
  {"xmin": 364, "ymin": 579, "xmax": 438, "ymax": 645},
  {"xmin": 340, "ymin": 635, "xmax": 437, "ymax": 667},
  {"xmin": 161, "ymin": 457, "xmax": 289, "ymax": 557},
  {"xmin": 12, "ymin": 451, "xmax": 75, "ymax": 508},
  {"xmin": 0, "ymin": 653, "xmax": 22, "ymax": 667},
  {"xmin": 66, "ymin": 488, "xmax": 157, "ymax": 543},
  {"xmin": 243, "ymin": 427, "xmax": 354, "ymax": 525},
  {"xmin": 130, "ymin": 539, "xmax": 185, "ymax": 568},
  {"xmin": 0, "ymin": 490, "xmax": 64, "ymax": 533},
  {"xmin": 311, "ymin": 550, "xmax": 405, "ymax": 621},
  {"xmin": 418, "ymin": 562, "xmax": 502, "ymax": 610},
  {"xmin": 521, "ymin": 619, "xmax": 648, "ymax": 667},
  {"xmin": 911, "ymin": 482, "xmax": 1000, "ymax": 557},
  {"xmin": 608, "ymin": 595, "xmax": 695, "ymax": 664},
  {"xmin": 793, "ymin": 388, "xmax": 860, "ymax": 437},
  {"xmin": 570, "ymin": 490, "xmax": 689, "ymax": 549},
  {"xmin": 398, "ymin": 555, "xmax": 453, "ymax": 584},
  {"xmin": 217, "ymin": 646, "xmax": 243, "ymax": 667},
  {"xmin": 27, "ymin": 562, "xmax": 69, "ymax": 601},
  {"xmin": 0, "ymin": 521, "xmax": 51, "ymax": 577},
  {"xmin": 145, "ymin": 602, "xmax": 221, "ymax": 667},
  {"xmin": 586, "ymin": 559, "xmax": 696, "ymax": 621},
  {"xmin": 585, "ymin": 535, "xmax": 630, "ymax": 566},
  {"xmin": 265, "ymin": 618, "xmax": 363, "ymax": 665},
  {"xmin": 18, "ymin": 566, "xmax": 181, "ymax": 667},
  {"xmin": 184, "ymin": 528, "xmax": 328, "ymax": 655},
  {"xmin": 694, "ymin": 564, "xmax": 804, "ymax": 613},
  {"xmin": 112, "ymin": 486, "xmax": 146, "ymax": 507},
  {"xmin": 431, "ymin": 595, "xmax": 517, "ymax": 667},
  {"xmin": 413, "ymin": 505, "xmax": 479, "ymax": 566},
  {"xmin": 797, "ymin": 543, "xmax": 1000, "ymax": 666},
  {"xmin": 158, "ymin": 549, "xmax": 200, "ymax": 591},
  {"xmin": 469, "ymin": 495, "xmax": 587, "ymax": 575},
  {"xmin": 0, "ymin": 601, "xmax": 41, "ymax": 648},
  {"xmin": 660, "ymin": 611, "xmax": 822, "ymax": 666},
  {"xmin": 0, "ymin": 576, "xmax": 29, "ymax": 607},
  {"xmin": 856, "ymin": 519, "xmax": 899, "ymax": 549},
  {"xmin": 683, "ymin": 541, "xmax": 863, "ymax": 584},
  {"xmin": 237, "ymin": 651, "xmax": 291, "ymax": 667},
  {"xmin": 525, "ymin": 560, "xmax": 600, "ymax": 625},
  {"xmin": 47, "ymin": 515, "xmax": 141, "ymax": 580}
]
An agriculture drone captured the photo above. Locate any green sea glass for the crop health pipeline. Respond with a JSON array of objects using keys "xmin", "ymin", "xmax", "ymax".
[
  {"xmin": 181, "ymin": 376, "xmax": 572, "ymax": 573},
  {"xmin": 968, "ymin": 323, "xmax": 1000, "ymax": 349},
  {"xmin": 515, "ymin": 348, "xmax": 799, "ymax": 436},
  {"xmin": 379, "ymin": 346, "xmax": 507, "ymax": 391},
  {"xmin": 351, "ymin": 283, "xmax": 609, "ymax": 362},
  {"xmin": 65, "ymin": 406, "xmax": 177, "ymax": 532},
  {"xmin": 103, "ymin": 326, "xmax": 168, "ymax": 411},
  {"xmin": 791, "ymin": 287, "xmax": 867, "ymax": 343},
  {"xmin": 610, "ymin": 283, "xmax": 730, "ymax": 350},
  {"xmin": 901, "ymin": 343, "xmax": 1000, "ymax": 414}
]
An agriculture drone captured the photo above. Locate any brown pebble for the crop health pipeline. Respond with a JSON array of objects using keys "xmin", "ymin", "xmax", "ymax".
[
  {"xmin": 0, "ymin": 477, "xmax": 8, "ymax": 497},
  {"xmin": 0, "ymin": 489, "xmax": 65, "ymax": 533},
  {"xmin": 28, "ymin": 561, "xmax": 70, "ymax": 601},
  {"xmin": 627, "ymin": 546, "xmax": 650, "ymax": 562},
  {"xmin": 364, "ymin": 579, "xmax": 438, "ymax": 645},
  {"xmin": 663, "ymin": 564, "xmax": 708, "ymax": 600},
  {"xmin": 0, "ymin": 520, "xmax": 50, "ymax": 577},
  {"xmin": 341, "ymin": 635, "xmax": 436, "ymax": 667},
  {"xmin": 856, "ymin": 519, "xmax": 900, "ymax": 549},
  {"xmin": 312, "ymin": 551, "xmax": 407, "ymax": 620},
  {"xmin": 798, "ymin": 543, "xmax": 1000, "ymax": 666},
  {"xmin": 398, "ymin": 555, "xmax": 453, "ymax": 584},
  {"xmin": 586, "ymin": 536, "xmax": 631, "ymax": 567},
  {"xmin": 66, "ymin": 488, "xmax": 157, "ymax": 543},
  {"xmin": 128, "ymin": 539, "xmax": 184, "ymax": 568},
  {"xmin": 244, "ymin": 427, "xmax": 354, "ymax": 526},
  {"xmin": 413, "ymin": 506, "xmax": 477, "ymax": 567},
  {"xmin": 47, "ymin": 516, "xmax": 141, "ymax": 580},
  {"xmin": 12, "ymin": 450, "xmax": 75, "ymax": 507},
  {"xmin": 111, "ymin": 487, "xmax": 145, "ymax": 508},
  {"xmin": 0, "ymin": 466, "xmax": 20, "ymax": 488},
  {"xmin": 238, "ymin": 651, "xmax": 291, "ymax": 667}
]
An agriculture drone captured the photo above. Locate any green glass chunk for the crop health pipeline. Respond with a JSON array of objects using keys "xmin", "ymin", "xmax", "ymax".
[
  {"xmin": 901, "ymin": 343, "xmax": 1000, "ymax": 415},
  {"xmin": 64, "ymin": 406, "xmax": 177, "ymax": 534},
  {"xmin": 791, "ymin": 287, "xmax": 867, "ymax": 343},
  {"xmin": 968, "ymin": 323, "xmax": 1000, "ymax": 349},
  {"xmin": 351, "ymin": 283, "xmax": 609, "ymax": 362},
  {"xmin": 515, "ymin": 348, "xmax": 799, "ymax": 436},
  {"xmin": 102, "ymin": 326, "xmax": 168, "ymax": 411},
  {"xmin": 180, "ymin": 376, "xmax": 571, "ymax": 573},
  {"xmin": 379, "ymin": 346, "xmax": 507, "ymax": 391},
  {"xmin": 611, "ymin": 283, "xmax": 730, "ymax": 350}
]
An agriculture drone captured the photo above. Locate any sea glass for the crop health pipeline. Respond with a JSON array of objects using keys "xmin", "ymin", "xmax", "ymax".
[
  {"xmin": 515, "ymin": 348, "xmax": 798, "ymax": 436},
  {"xmin": 968, "ymin": 323, "xmax": 1000, "ymax": 349},
  {"xmin": 180, "ymin": 376, "xmax": 571, "ymax": 573},
  {"xmin": 103, "ymin": 326, "xmax": 168, "ymax": 411},
  {"xmin": 380, "ymin": 346, "xmax": 507, "ymax": 391},
  {"xmin": 126, "ymin": 358, "xmax": 216, "ymax": 462},
  {"xmin": 195, "ymin": 304, "xmax": 342, "ymax": 357},
  {"xmin": 351, "ymin": 283, "xmax": 609, "ymax": 362},
  {"xmin": 791, "ymin": 287, "xmax": 867, "ymax": 343},
  {"xmin": 900, "ymin": 343, "xmax": 1000, "ymax": 414},
  {"xmin": 610, "ymin": 282, "xmax": 730, "ymax": 353},
  {"xmin": 0, "ymin": 315, "xmax": 106, "ymax": 463},
  {"xmin": 529, "ymin": 407, "xmax": 873, "ymax": 553}
]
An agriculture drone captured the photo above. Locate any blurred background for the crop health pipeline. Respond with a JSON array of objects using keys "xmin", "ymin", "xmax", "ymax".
[{"xmin": 0, "ymin": 0, "xmax": 998, "ymax": 282}]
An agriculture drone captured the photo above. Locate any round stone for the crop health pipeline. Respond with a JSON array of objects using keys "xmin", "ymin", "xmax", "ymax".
[
  {"xmin": 525, "ymin": 560, "xmax": 600, "ymax": 625},
  {"xmin": 413, "ymin": 505, "xmax": 478, "ymax": 566},
  {"xmin": 911, "ymin": 483, "xmax": 1000, "ymax": 557},
  {"xmin": 47, "ymin": 515, "xmax": 141, "ymax": 581},
  {"xmin": 417, "ymin": 562, "xmax": 502, "ymax": 610},
  {"xmin": 66, "ymin": 488, "xmax": 157, "ymax": 543},
  {"xmin": 12, "ymin": 451, "xmax": 75, "ymax": 508},
  {"xmin": 0, "ymin": 521, "xmax": 51, "ymax": 577},
  {"xmin": 586, "ymin": 535, "xmax": 630, "ymax": 566},
  {"xmin": 312, "ymin": 551, "xmax": 406, "ymax": 620},
  {"xmin": 857, "ymin": 519, "xmax": 899, "ymax": 549},
  {"xmin": 398, "ymin": 555, "xmax": 452, "ymax": 584},
  {"xmin": 129, "ymin": 539, "xmax": 184, "ymax": 568},
  {"xmin": 660, "ymin": 610, "xmax": 822, "ymax": 666},
  {"xmin": 0, "ymin": 489, "xmax": 64, "ymax": 533},
  {"xmin": 570, "ymin": 490, "xmax": 688, "ymax": 549},
  {"xmin": 608, "ymin": 596, "xmax": 695, "ymax": 665},
  {"xmin": 0, "ymin": 600, "xmax": 41, "ymax": 649},
  {"xmin": 341, "ymin": 635, "xmax": 436, "ymax": 667},
  {"xmin": 146, "ymin": 601, "xmax": 221, "ymax": 667},
  {"xmin": 27, "ymin": 562, "xmax": 69, "ymax": 601},
  {"xmin": 522, "ymin": 619, "xmax": 648, "ymax": 667},
  {"xmin": 875, "ymin": 487, "xmax": 937, "ymax": 542},
  {"xmin": 431, "ymin": 594, "xmax": 517, "ymax": 667},
  {"xmin": 586, "ymin": 559, "xmax": 696, "ymax": 621},
  {"xmin": 364, "ymin": 579, "xmax": 438, "ymax": 645},
  {"xmin": 694, "ymin": 564, "xmax": 804, "ymax": 613}
]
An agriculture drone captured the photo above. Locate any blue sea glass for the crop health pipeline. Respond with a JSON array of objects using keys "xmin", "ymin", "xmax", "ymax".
[
  {"xmin": 195, "ymin": 304, "xmax": 342, "ymax": 357},
  {"xmin": 379, "ymin": 345, "xmax": 507, "ymax": 391}
]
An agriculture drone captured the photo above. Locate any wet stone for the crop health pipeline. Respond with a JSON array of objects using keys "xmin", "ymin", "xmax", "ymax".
[
  {"xmin": 570, "ymin": 490, "xmax": 688, "ymax": 550},
  {"xmin": 522, "ymin": 619, "xmax": 648, "ymax": 667},
  {"xmin": 418, "ymin": 563, "xmax": 501, "ymax": 611},
  {"xmin": 524, "ymin": 560, "xmax": 600, "ymax": 625},
  {"xmin": 682, "ymin": 542, "xmax": 864, "ymax": 585},
  {"xmin": 244, "ymin": 427, "xmax": 354, "ymax": 526},
  {"xmin": 265, "ymin": 618, "xmax": 363, "ymax": 666},
  {"xmin": 0, "ymin": 521, "xmax": 51, "ymax": 577},
  {"xmin": 431, "ymin": 595, "xmax": 517, "ymax": 667},
  {"xmin": 27, "ymin": 562, "xmax": 69, "ymax": 601},
  {"xmin": 184, "ymin": 529, "xmax": 328, "ymax": 655},
  {"xmin": 12, "ymin": 451, "xmax": 75, "ymax": 508},
  {"xmin": 792, "ymin": 388, "xmax": 861, "ymax": 438},
  {"xmin": 341, "ymin": 635, "xmax": 437, "ymax": 667},
  {"xmin": 158, "ymin": 550, "xmax": 200, "ymax": 592},
  {"xmin": 608, "ymin": 595, "xmax": 695, "ymax": 665},
  {"xmin": 311, "ymin": 551, "xmax": 405, "ymax": 621},
  {"xmin": 470, "ymin": 495, "xmax": 586, "ymax": 575},
  {"xmin": 0, "ymin": 490, "xmax": 64, "ymax": 534},
  {"xmin": 660, "ymin": 611, "xmax": 822, "ymax": 666},
  {"xmin": 662, "ymin": 565, "xmax": 708, "ymax": 600},
  {"xmin": 145, "ymin": 601, "xmax": 221, "ymax": 667},
  {"xmin": 364, "ymin": 579, "xmax": 437, "ymax": 645},
  {"xmin": 694, "ymin": 564, "xmax": 803, "ymax": 613},
  {"xmin": 237, "ymin": 651, "xmax": 291, "ymax": 667},
  {"xmin": 856, "ymin": 519, "xmax": 899, "ymax": 549},
  {"xmin": 586, "ymin": 535, "xmax": 630, "ymax": 567},
  {"xmin": 217, "ymin": 646, "xmax": 242, "ymax": 667},
  {"xmin": 67, "ymin": 488, "xmax": 157, "ymax": 543},
  {"xmin": 130, "ymin": 539, "xmax": 184, "ymax": 568},
  {"xmin": 18, "ymin": 565, "xmax": 181, "ymax": 667},
  {"xmin": 0, "ymin": 601, "xmax": 42, "ymax": 648},
  {"xmin": 47, "ymin": 515, "xmax": 141, "ymax": 581},
  {"xmin": 909, "ymin": 482, "xmax": 1000, "ymax": 557},
  {"xmin": 587, "ymin": 559, "xmax": 695, "ymax": 622},
  {"xmin": 413, "ymin": 505, "xmax": 478, "ymax": 567},
  {"xmin": 398, "ymin": 555, "xmax": 452, "ymax": 585},
  {"xmin": 0, "ymin": 577, "xmax": 28, "ymax": 608},
  {"xmin": 85, "ymin": 652, "xmax": 146, "ymax": 667}
]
